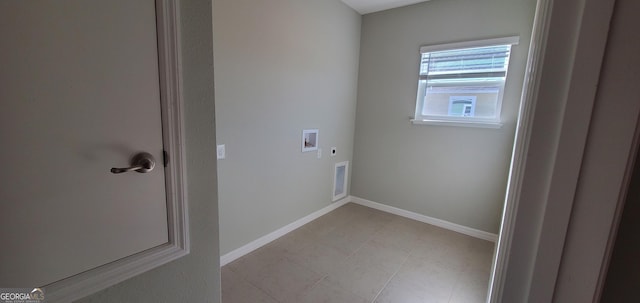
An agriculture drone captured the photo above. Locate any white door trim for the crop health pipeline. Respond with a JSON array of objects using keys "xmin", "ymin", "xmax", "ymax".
[
  {"xmin": 488, "ymin": 0, "xmax": 555, "ymax": 298},
  {"xmin": 551, "ymin": 0, "xmax": 640, "ymax": 300},
  {"xmin": 489, "ymin": 0, "xmax": 617, "ymax": 301},
  {"xmin": 43, "ymin": 1, "xmax": 189, "ymax": 301}
]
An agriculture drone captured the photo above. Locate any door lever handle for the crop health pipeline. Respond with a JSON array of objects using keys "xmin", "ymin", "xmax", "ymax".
[{"xmin": 111, "ymin": 152, "xmax": 156, "ymax": 174}]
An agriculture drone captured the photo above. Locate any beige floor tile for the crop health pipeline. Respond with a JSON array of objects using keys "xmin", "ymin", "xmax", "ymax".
[
  {"xmin": 299, "ymin": 278, "xmax": 369, "ymax": 303},
  {"xmin": 347, "ymin": 239, "xmax": 410, "ymax": 273},
  {"xmin": 347, "ymin": 215, "xmax": 390, "ymax": 234},
  {"xmin": 273, "ymin": 225, "xmax": 319, "ymax": 253},
  {"xmin": 336, "ymin": 205, "xmax": 391, "ymax": 231},
  {"xmin": 323, "ymin": 258, "xmax": 394, "ymax": 301},
  {"xmin": 449, "ymin": 268, "xmax": 491, "ymax": 303},
  {"xmin": 251, "ymin": 257, "xmax": 324, "ymax": 303},
  {"xmin": 425, "ymin": 227, "xmax": 475, "ymax": 251},
  {"xmin": 369, "ymin": 224, "xmax": 421, "ymax": 253},
  {"xmin": 315, "ymin": 222, "xmax": 375, "ymax": 256},
  {"xmin": 332, "ymin": 202, "xmax": 365, "ymax": 214},
  {"xmin": 222, "ymin": 203, "xmax": 492, "ymax": 303},
  {"xmin": 465, "ymin": 239, "xmax": 495, "ymax": 273},
  {"xmin": 303, "ymin": 213, "xmax": 347, "ymax": 237},
  {"xmin": 285, "ymin": 240, "xmax": 350, "ymax": 276},
  {"xmin": 222, "ymin": 282, "xmax": 279, "ymax": 303},
  {"xmin": 375, "ymin": 274, "xmax": 434, "ymax": 303},
  {"xmin": 418, "ymin": 224, "xmax": 469, "ymax": 245},
  {"xmin": 350, "ymin": 205, "xmax": 396, "ymax": 225},
  {"xmin": 310, "ymin": 203, "xmax": 364, "ymax": 226},
  {"xmin": 387, "ymin": 215, "xmax": 431, "ymax": 234},
  {"xmin": 301, "ymin": 205, "xmax": 381, "ymax": 240},
  {"xmin": 227, "ymin": 242, "xmax": 288, "ymax": 283},
  {"xmin": 468, "ymin": 237, "xmax": 495, "ymax": 252},
  {"xmin": 393, "ymin": 256, "xmax": 460, "ymax": 301},
  {"xmin": 221, "ymin": 267, "xmax": 242, "ymax": 293},
  {"xmin": 222, "ymin": 267, "xmax": 279, "ymax": 303},
  {"xmin": 410, "ymin": 234, "xmax": 473, "ymax": 271}
]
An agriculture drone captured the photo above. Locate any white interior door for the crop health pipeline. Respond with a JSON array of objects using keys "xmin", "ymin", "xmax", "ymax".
[{"xmin": 0, "ymin": 0, "xmax": 169, "ymax": 287}]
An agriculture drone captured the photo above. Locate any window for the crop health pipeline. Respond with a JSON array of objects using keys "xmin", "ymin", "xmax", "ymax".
[{"xmin": 413, "ymin": 36, "xmax": 519, "ymax": 127}]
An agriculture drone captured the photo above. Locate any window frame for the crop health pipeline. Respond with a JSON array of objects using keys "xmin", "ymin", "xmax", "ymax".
[{"xmin": 412, "ymin": 36, "xmax": 519, "ymax": 128}]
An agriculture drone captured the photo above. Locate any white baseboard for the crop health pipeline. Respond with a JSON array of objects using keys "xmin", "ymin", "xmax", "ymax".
[
  {"xmin": 220, "ymin": 196, "xmax": 351, "ymax": 266},
  {"xmin": 350, "ymin": 196, "xmax": 498, "ymax": 242}
]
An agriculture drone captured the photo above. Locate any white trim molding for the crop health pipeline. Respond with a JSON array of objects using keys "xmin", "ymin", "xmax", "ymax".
[
  {"xmin": 490, "ymin": 0, "xmax": 618, "ymax": 301},
  {"xmin": 411, "ymin": 119, "xmax": 504, "ymax": 129},
  {"xmin": 220, "ymin": 196, "xmax": 351, "ymax": 266},
  {"xmin": 419, "ymin": 36, "xmax": 520, "ymax": 53},
  {"xmin": 350, "ymin": 196, "xmax": 498, "ymax": 242},
  {"xmin": 44, "ymin": 1, "xmax": 189, "ymax": 302},
  {"xmin": 489, "ymin": 0, "xmax": 554, "ymax": 300}
]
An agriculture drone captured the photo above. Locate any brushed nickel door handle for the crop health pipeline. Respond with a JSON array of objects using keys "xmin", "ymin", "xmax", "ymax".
[{"xmin": 111, "ymin": 152, "xmax": 156, "ymax": 174}]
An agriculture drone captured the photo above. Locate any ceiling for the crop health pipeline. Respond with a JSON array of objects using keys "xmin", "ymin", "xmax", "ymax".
[{"xmin": 340, "ymin": 0, "xmax": 431, "ymax": 14}]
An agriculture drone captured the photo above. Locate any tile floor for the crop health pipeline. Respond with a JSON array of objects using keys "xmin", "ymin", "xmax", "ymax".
[{"xmin": 222, "ymin": 203, "xmax": 494, "ymax": 303}]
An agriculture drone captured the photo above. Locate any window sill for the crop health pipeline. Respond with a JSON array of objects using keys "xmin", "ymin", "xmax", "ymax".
[{"xmin": 410, "ymin": 119, "xmax": 503, "ymax": 129}]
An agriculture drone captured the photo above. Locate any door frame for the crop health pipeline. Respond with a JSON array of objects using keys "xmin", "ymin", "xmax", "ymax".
[
  {"xmin": 549, "ymin": 0, "xmax": 640, "ymax": 299},
  {"xmin": 488, "ymin": 0, "xmax": 618, "ymax": 301},
  {"xmin": 44, "ymin": 1, "xmax": 189, "ymax": 301}
]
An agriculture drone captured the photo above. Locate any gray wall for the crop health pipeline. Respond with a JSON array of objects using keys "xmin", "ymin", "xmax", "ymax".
[
  {"xmin": 351, "ymin": 0, "xmax": 536, "ymax": 233},
  {"xmin": 213, "ymin": 0, "xmax": 361, "ymax": 254},
  {"xmin": 77, "ymin": 0, "xmax": 220, "ymax": 301}
]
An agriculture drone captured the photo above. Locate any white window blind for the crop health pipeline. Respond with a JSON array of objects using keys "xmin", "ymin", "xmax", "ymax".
[{"xmin": 414, "ymin": 36, "xmax": 519, "ymax": 126}]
